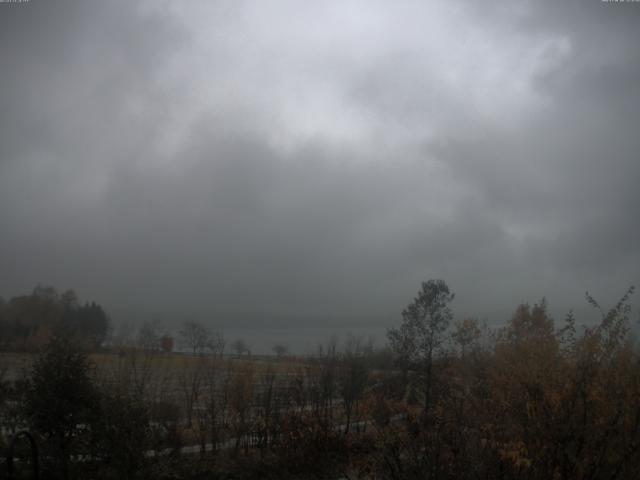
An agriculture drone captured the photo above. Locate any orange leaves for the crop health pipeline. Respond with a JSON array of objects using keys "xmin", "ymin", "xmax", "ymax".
[{"xmin": 497, "ymin": 440, "xmax": 532, "ymax": 470}]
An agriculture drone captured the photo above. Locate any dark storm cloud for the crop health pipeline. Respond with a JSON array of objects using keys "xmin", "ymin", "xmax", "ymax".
[{"xmin": 1, "ymin": 0, "xmax": 639, "ymax": 343}]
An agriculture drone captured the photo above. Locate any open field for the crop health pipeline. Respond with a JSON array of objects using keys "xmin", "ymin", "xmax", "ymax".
[{"xmin": 1, "ymin": 350, "xmax": 306, "ymax": 380}]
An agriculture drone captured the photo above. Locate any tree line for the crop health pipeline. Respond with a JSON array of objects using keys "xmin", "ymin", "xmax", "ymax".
[
  {"xmin": 1, "ymin": 280, "xmax": 639, "ymax": 479},
  {"xmin": 0, "ymin": 285, "xmax": 109, "ymax": 351}
]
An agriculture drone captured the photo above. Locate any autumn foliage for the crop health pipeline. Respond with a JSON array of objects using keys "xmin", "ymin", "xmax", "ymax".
[
  {"xmin": 370, "ymin": 286, "xmax": 640, "ymax": 480},
  {"xmin": 2, "ymin": 282, "xmax": 639, "ymax": 480}
]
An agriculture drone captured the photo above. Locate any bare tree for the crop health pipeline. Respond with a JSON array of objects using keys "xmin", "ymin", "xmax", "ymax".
[
  {"xmin": 195, "ymin": 354, "xmax": 226, "ymax": 454},
  {"xmin": 339, "ymin": 335, "xmax": 369, "ymax": 433},
  {"xmin": 255, "ymin": 365, "xmax": 279, "ymax": 456},
  {"xmin": 228, "ymin": 362, "xmax": 255, "ymax": 456},
  {"xmin": 179, "ymin": 320, "xmax": 210, "ymax": 355},
  {"xmin": 207, "ymin": 330, "xmax": 226, "ymax": 357},
  {"xmin": 307, "ymin": 338, "xmax": 339, "ymax": 430},
  {"xmin": 272, "ymin": 343, "xmax": 289, "ymax": 358},
  {"xmin": 137, "ymin": 320, "xmax": 162, "ymax": 352},
  {"xmin": 126, "ymin": 320, "xmax": 170, "ymax": 399},
  {"xmin": 233, "ymin": 338, "xmax": 250, "ymax": 357},
  {"xmin": 177, "ymin": 356, "xmax": 205, "ymax": 428}
]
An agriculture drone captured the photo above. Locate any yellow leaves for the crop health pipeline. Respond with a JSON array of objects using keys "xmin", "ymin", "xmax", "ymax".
[{"xmin": 498, "ymin": 440, "xmax": 532, "ymax": 470}]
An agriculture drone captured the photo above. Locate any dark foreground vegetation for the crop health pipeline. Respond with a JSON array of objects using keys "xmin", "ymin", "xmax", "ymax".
[{"xmin": 1, "ymin": 281, "xmax": 639, "ymax": 479}]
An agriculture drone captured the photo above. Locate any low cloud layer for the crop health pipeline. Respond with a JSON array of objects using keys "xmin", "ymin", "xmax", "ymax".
[{"xmin": 1, "ymin": 0, "xmax": 639, "ymax": 340}]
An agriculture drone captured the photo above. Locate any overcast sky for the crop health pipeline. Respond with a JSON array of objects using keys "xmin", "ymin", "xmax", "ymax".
[{"xmin": 1, "ymin": 0, "xmax": 639, "ymax": 345}]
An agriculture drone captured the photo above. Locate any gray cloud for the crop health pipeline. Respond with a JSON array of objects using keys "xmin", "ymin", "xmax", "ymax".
[{"xmin": 1, "ymin": 0, "xmax": 639, "ymax": 350}]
